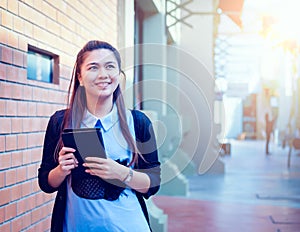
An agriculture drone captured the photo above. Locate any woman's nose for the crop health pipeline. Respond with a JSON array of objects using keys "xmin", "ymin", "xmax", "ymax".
[{"xmin": 98, "ymin": 68, "xmax": 108, "ymax": 78}]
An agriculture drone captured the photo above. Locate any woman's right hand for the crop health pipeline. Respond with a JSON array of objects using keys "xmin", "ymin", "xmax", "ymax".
[
  {"xmin": 48, "ymin": 147, "xmax": 78, "ymax": 188},
  {"xmin": 58, "ymin": 147, "xmax": 78, "ymax": 176}
]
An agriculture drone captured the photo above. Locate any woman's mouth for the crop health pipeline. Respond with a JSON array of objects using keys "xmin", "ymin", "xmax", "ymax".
[{"xmin": 96, "ymin": 82, "xmax": 110, "ymax": 88}]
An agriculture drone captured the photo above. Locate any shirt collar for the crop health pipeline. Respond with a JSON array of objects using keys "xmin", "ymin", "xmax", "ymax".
[{"xmin": 81, "ymin": 104, "xmax": 119, "ymax": 132}]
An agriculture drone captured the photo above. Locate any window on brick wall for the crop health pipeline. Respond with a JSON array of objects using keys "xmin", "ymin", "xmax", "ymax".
[{"xmin": 27, "ymin": 45, "xmax": 59, "ymax": 84}]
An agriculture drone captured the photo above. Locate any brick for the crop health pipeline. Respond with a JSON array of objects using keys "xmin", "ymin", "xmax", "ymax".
[
  {"xmin": 33, "ymin": 0, "xmax": 42, "ymax": 9},
  {"xmin": 18, "ymin": 36, "xmax": 27, "ymax": 52},
  {"xmin": 0, "ymin": 63, "xmax": 7, "ymax": 80},
  {"xmin": 0, "ymin": 188, "xmax": 11, "ymax": 205},
  {"xmin": 11, "ymin": 118, "xmax": 23, "ymax": 133},
  {"xmin": 22, "ymin": 149, "xmax": 31, "ymax": 165},
  {"xmin": 0, "ymin": 135, "xmax": 5, "ymax": 152},
  {"xmin": 57, "ymin": 11, "xmax": 75, "ymax": 31},
  {"xmin": 6, "ymin": 134, "xmax": 17, "ymax": 151},
  {"xmin": 7, "ymin": 29, "xmax": 19, "ymax": 48},
  {"xmin": 0, "ymin": 23, "xmax": 8, "ymax": 44},
  {"xmin": 27, "ymin": 163, "xmax": 36, "ymax": 179},
  {"xmin": 0, "ymin": 99, "xmax": 5, "ymax": 115},
  {"xmin": 41, "ymin": 217, "xmax": 51, "ymax": 232},
  {"xmin": 0, "ymin": 0, "xmax": 7, "ymax": 8},
  {"xmin": 0, "ymin": 152, "xmax": 11, "ymax": 170},
  {"xmin": 37, "ymin": 102, "xmax": 48, "ymax": 116},
  {"xmin": 22, "ymin": 85, "xmax": 33, "ymax": 100},
  {"xmin": 39, "ymin": 118, "xmax": 48, "ymax": 131},
  {"xmin": 27, "ymin": 132, "xmax": 42, "ymax": 147},
  {"xmin": 0, "ymin": 172, "xmax": 4, "ymax": 187},
  {"xmin": 0, "ymin": 81, "xmax": 12, "ymax": 98},
  {"xmin": 24, "ymin": 20, "xmax": 34, "ymax": 37},
  {"xmin": 32, "ymin": 87, "xmax": 44, "ymax": 102},
  {"xmin": 33, "ymin": 25, "xmax": 47, "ymax": 42},
  {"xmin": 32, "ymin": 178, "xmax": 40, "ymax": 192},
  {"xmin": 12, "ymin": 83, "xmax": 24, "ymax": 100},
  {"xmin": 0, "ymin": 46, "xmax": 13, "ymax": 64},
  {"xmin": 26, "ymin": 194, "xmax": 36, "ymax": 211},
  {"xmin": 1, "ymin": 10, "xmax": 13, "ymax": 29},
  {"xmin": 31, "ymin": 206, "xmax": 43, "ymax": 224},
  {"xmin": 4, "ymin": 202, "xmax": 17, "ymax": 221},
  {"xmin": 13, "ymin": 16, "xmax": 24, "ymax": 34},
  {"xmin": 0, "ymin": 206, "xmax": 4, "ymax": 223},
  {"xmin": 42, "ymin": 1, "xmax": 57, "ymax": 20},
  {"xmin": 10, "ymin": 184, "xmax": 22, "ymax": 201},
  {"xmin": 6, "ymin": 100, "xmax": 18, "ymax": 116},
  {"xmin": 45, "ymin": 17, "xmax": 60, "ymax": 35},
  {"xmin": 6, "ymin": 64, "xmax": 19, "ymax": 82},
  {"xmin": 0, "ymin": 222, "xmax": 10, "ymax": 232},
  {"xmin": 17, "ymin": 198, "xmax": 28, "ymax": 215},
  {"xmin": 5, "ymin": 168, "xmax": 17, "ymax": 185},
  {"xmin": 23, "ymin": 53, "xmax": 27, "ymax": 67},
  {"xmin": 0, "ymin": 117, "xmax": 11, "ymax": 133},
  {"xmin": 19, "ymin": 2, "xmax": 32, "ymax": 24},
  {"xmin": 11, "ymin": 151, "xmax": 23, "ymax": 167},
  {"xmin": 11, "ymin": 216, "xmax": 23, "ymax": 232},
  {"xmin": 31, "ymin": 147, "xmax": 42, "ymax": 162},
  {"xmin": 22, "ymin": 118, "xmax": 32, "ymax": 132},
  {"xmin": 17, "ymin": 101, "xmax": 28, "ymax": 116},
  {"xmin": 35, "ymin": 192, "xmax": 44, "ymax": 206},
  {"xmin": 16, "ymin": 166, "xmax": 27, "ymax": 183},
  {"xmin": 21, "ymin": 181, "xmax": 32, "ymax": 197},
  {"xmin": 17, "ymin": 133, "xmax": 27, "ymax": 149},
  {"xmin": 22, "ymin": 212, "xmax": 31, "ymax": 229},
  {"xmin": 27, "ymin": 102, "xmax": 37, "ymax": 116},
  {"xmin": 13, "ymin": 50, "xmax": 24, "ymax": 67},
  {"xmin": 41, "ymin": 203, "xmax": 51, "ymax": 218},
  {"xmin": 7, "ymin": 0, "xmax": 18, "ymax": 15}
]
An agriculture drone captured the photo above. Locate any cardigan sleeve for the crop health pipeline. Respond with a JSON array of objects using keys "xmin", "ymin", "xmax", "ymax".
[
  {"xmin": 38, "ymin": 110, "xmax": 65, "ymax": 193},
  {"xmin": 133, "ymin": 110, "xmax": 161, "ymax": 199}
]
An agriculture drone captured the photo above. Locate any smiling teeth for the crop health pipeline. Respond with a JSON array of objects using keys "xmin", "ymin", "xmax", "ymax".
[{"xmin": 97, "ymin": 82, "xmax": 109, "ymax": 87}]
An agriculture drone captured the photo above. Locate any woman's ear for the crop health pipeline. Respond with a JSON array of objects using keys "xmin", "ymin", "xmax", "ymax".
[
  {"xmin": 120, "ymin": 71, "xmax": 126, "ymax": 92},
  {"xmin": 78, "ymin": 74, "xmax": 83, "ymax": 86}
]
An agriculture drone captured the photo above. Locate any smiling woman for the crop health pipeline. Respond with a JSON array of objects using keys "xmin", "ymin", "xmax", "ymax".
[
  {"xmin": 38, "ymin": 40, "xmax": 161, "ymax": 232},
  {"xmin": 78, "ymin": 49, "xmax": 121, "ymax": 117}
]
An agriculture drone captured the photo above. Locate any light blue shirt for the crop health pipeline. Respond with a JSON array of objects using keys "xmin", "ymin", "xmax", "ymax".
[{"xmin": 63, "ymin": 105, "xmax": 150, "ymax": 232}]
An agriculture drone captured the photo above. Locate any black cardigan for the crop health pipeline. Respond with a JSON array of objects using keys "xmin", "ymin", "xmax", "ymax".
[{"xmin": 38, "ymin": 109, "xmax": 161, "ymax": 232}]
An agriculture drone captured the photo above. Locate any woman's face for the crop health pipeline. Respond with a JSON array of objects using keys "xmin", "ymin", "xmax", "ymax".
[{"xmin": 78, "ymin": 48, "xmax": 120, "ymax": 102}]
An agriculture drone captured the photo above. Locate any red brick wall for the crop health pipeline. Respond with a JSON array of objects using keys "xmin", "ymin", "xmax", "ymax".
[{"xmin": 0, "ymin": 1, "xmax": 118, "ymax": 231}]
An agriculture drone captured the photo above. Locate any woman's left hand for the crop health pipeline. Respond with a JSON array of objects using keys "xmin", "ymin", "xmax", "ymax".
[{"xmin": 83, "ymin": 157, "xmax": 128, "ymax": 181}]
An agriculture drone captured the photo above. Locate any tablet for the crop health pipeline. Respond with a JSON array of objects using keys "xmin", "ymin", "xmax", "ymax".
[{"xmin": 62, "ymin": 128, "xmax": 106, "ymax": 163}]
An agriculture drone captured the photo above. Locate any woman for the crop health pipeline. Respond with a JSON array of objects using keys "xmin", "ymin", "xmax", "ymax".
[{"xmin": 38, "ymin": 40, "xmax": 161, "ymax": 231}]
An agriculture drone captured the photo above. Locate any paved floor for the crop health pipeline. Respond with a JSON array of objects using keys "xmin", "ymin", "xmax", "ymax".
[{"xmin": 153, "ymin": 139, "xmax": 300, "ymax": 232}]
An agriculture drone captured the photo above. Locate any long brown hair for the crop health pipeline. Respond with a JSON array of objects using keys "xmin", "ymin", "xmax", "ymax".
[{"xmin": 55, "ymin": 40, "xmax": 140, "ymax": 166}]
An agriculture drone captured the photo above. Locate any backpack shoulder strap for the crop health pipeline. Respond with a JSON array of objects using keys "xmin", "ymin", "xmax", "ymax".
[{"xmin": 131, "ymin": 109, "xmax": 142, "ymax": 141}]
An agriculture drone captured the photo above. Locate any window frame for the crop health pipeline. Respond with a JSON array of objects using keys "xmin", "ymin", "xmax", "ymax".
[{"xmin": 27, "ymin": 45, "xmax": 59, "ymax": 84}]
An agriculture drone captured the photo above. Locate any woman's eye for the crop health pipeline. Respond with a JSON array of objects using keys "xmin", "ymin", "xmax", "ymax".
[
  {"xmin": 106, "ymin": 64, "xmax": 116, "ymax": 69},
  {"xmin": 88, "ymin": 66, "xmax": 98, "ymax": 70}
]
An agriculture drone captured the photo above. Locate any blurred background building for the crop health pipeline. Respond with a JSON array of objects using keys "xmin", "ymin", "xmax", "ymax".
[{"xmin": 1, "ymin": 0, "xmax": 300, "ymax": 231}]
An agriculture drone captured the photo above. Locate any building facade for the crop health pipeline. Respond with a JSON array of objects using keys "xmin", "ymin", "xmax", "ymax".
[
  {"xmin": 0, "ymin": 1, "xmax": 121, "ymax": 231},
  {"xmin": 0, "ymin": 0, "xmax": 224, "ymax": 231}
]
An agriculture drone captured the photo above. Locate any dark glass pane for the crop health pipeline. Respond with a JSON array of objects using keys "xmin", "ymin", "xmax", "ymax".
[{"xmin": 27, "ymin": 50, "xmax": 53, "ymax": 83}]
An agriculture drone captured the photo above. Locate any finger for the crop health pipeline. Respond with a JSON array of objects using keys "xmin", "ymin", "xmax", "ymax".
[
  {"xmin": 58, "ymin": 153, "xmax": 77, "ymax": 162},
  {"xmin": 60, "ymin": 158, "xmax": 77, "ymax": 166},
  {"xmin": 60, "ymin": 163, "xmax": 76, "ymax": 172},
  {"xmin": 83, "ymin": 162, "xmax": 105, "ymax": 170},
  {"xmin": 85, "ymin": 157, "xmax": 106, "ymax": 163},
  {"xmin": 85, "ymin": 168, "xmax": 107, "ymax": 177},
  {"xmin": 60, "ymin": 147, "xmax": 76, "ymax": 155}
]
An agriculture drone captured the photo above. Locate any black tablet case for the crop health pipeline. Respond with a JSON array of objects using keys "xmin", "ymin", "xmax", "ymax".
[{"xmin": 62, "ymin": 128, "xmax": 106, "ymax": 163}]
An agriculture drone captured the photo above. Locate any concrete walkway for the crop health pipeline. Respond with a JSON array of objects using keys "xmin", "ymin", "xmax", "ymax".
[{"xmin": 153, "ymin": 139, "xmax": 300, "ymax": 232}]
